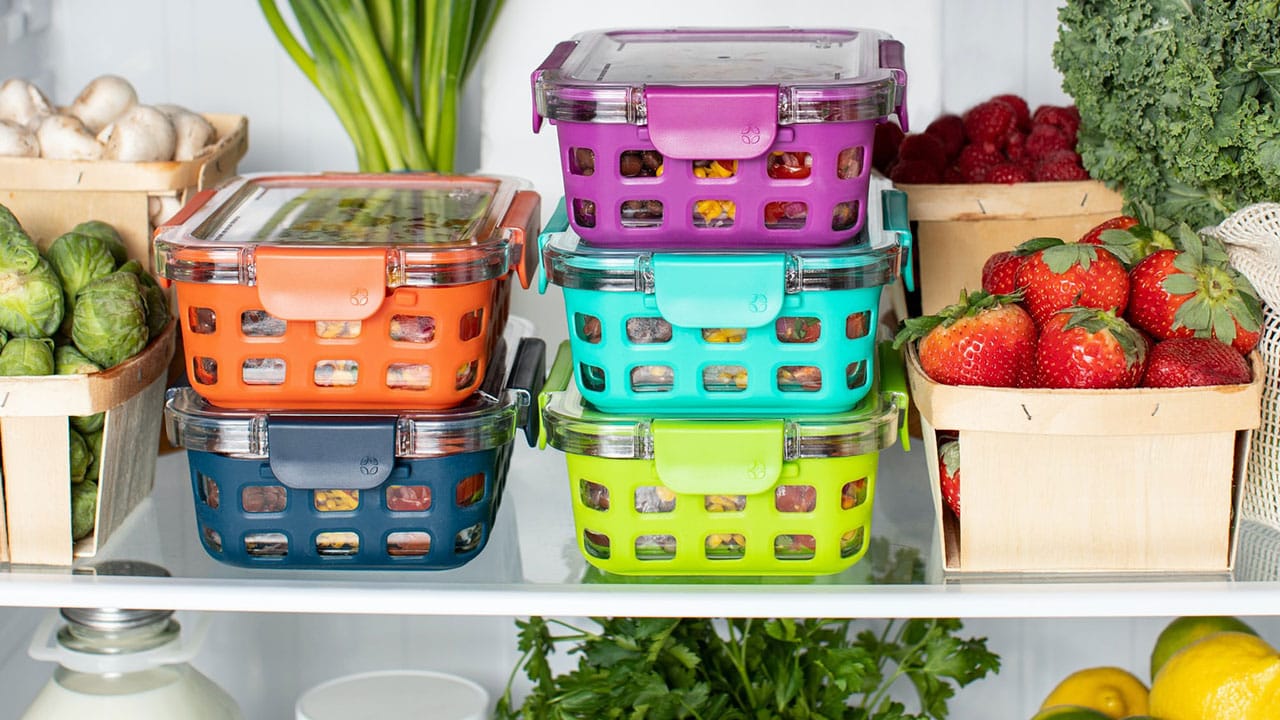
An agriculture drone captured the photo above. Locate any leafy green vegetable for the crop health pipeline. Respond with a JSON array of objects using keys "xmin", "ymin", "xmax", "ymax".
[
  {"xmin": 55, "ymin": 344, "xmax": 101, "ymax": 375},
  {"xmin": 71, "ymin": 271, "xmax": 149, "ymax": 368},
  {"xmin": 47, "ymin": 231, "xmax": 119, "ymax": 300},
  {"xmin": 71, "ymin": 480, "xmax": 97, "ymax": 541},
  {"xmin": 496, "ymin": 617, "xmax": 1000, "ymax": 719},
  {"xmin": 69, "ymin": 220, "xmax": 128, "ymax": 266},
  {"xmin": 259, "ymin": 0, "xmax": 505, "ymax": 172},
  {"xmin": 0, "ymin": 336, "xmax": 54, "ymax": 375},
  {"xmin": 1054, "ymin": 1, "xmax": 1280, "ymax": 229},
  {"xmin": 0, "ymin": 259, "xmax": 65, "ymax": 338},
  {"xmin": 68, "ymin": 427, "xmax": 90, "ymax": 484},
  {"xmin": 118, "ymin": 259, "xmax": 171, "ymax": 339},
  {"xmin": 0, "ymin": 204, "xmax": 40, "ymax": 273}
]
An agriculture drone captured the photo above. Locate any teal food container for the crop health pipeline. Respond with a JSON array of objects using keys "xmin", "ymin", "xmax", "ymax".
[{"xmin": 538, "ymin": 186, "xmax": 911, "ymax": 416}]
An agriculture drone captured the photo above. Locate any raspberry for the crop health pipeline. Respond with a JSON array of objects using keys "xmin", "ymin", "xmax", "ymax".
[
  {"xmin": 872, "ymin": 120, "xmax": 905, "ymax": 174},
  {"xmin": 1034, "ymin": 149, "xmax": 1089, "ymax": 181},
  {"xmin": 924, "ymin": 114, "xmax": 965, "ymax": 161},
  {"xmin": 1025, "ymin": 124, "xmax": 1073, "ymax": 159},
  {"xmin": 1032, "ymin": 105, "xmax": 1081, "ymax": 143},
  {"xmin": 889, "ymin": 158, "xmax": 942, "ymax": 184},
  {"xmin": 942, "ymin": 166, "xmax": 965, "ymax": 184},
  {"xmin": 956, "ymin": 144, "xmax": 1005, "ymax": 183},
  {"xmin": 1004, "ymin": 130, "xmax": 1027, "ymax": 163},
  {"xmin": 963, "ymin": 101, "xmax": 1017, "ymax": 151},
  {"xmin": 992, "ymin": 94, "xmax": 1031, "ymax": 131},
  {"xmin": 896, "ymin": 133, "xmax": 947, "ymax": 171},
  {"xmin": 984, "ymin": 162, "xmax": 1032, "ymax": 184}
]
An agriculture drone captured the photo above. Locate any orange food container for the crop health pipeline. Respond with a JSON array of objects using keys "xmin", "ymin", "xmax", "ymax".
[{"xmin": 154, "ymin": 172, "xmax": 540, "ymax": 410}]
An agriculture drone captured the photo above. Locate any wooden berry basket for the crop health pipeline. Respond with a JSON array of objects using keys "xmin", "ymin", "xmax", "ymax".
[
  {"xmin": 905, "ymin": 343, "xmax": 1263, "ymax": 574},
  {"xmin": 0, "ymin": 322, "xmax": 175, "ymax": 566},
  {"xmin": 896, "ymin": 180, "xmax": 1124, "ymax": 315}
]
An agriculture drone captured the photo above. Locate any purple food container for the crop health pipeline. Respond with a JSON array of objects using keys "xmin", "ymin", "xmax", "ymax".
[{"xmin": 531, "ymin": 28, "xmax": 907, "ymax": 248}]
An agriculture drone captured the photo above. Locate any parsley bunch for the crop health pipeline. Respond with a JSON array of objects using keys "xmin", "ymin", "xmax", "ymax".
[
  {"xmin": 1054, "ymin": 0, "xmax": 1280, "ymax": 229},
  {"xmin": 495, "ymin": 617, "xmax": 1000, "ymax": 719}
]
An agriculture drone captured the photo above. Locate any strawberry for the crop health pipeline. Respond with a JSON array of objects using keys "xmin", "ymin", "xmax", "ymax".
[
  {"xmin": 992, "ymin": 93, "xmax": 1031, "ymax": 131},
  {"xmin": 893, "ymin": 290, "xmax": 1037, "ymax": 387},
  {"xmin": 1033, "ymin": 150, "xmax": 1089, "ymax": 181},
  {"xmin": 1091, "ymin": 220, "xmax": 1176, "ymax": 267},
  {"xmin": 956, "ymin": 144, "xmax": 1005, "ymax": 183},
  {"xmin": 984, "ymin": 162, "xmax": 1031, "ymax": 184},
  {"xmin": 1025, "ymin": 124, "xmax": 1072, "ymax": 159},
  {"xmin": 963, "ymin": 100, "xmax": 1017, "ymax": 151},
  {"xmin": 1078, "ymin": 215, "xmax": 1140, "ymax": 245},
  {"xmin": 872, "ymin": 120, "xmax": 905, "ymax": 174},
  {"xmin": 1036, "ymin": 307, "xmax": 1148, "ymax": 389},
  {"xmin": 889, "ymin": 159, "xmax": 942, "ymax": 184},
  {"xmin": 939, "ymin": 439, "xmax": 961, "ymax": 518},
  {"xmin": 897, "ymin": 133, "xmax": 948, "ymax": 171},
  {"xmin": 1143, "ymin": 337, "xmax": 1253, "ymax": 387},
  {"xmin": 981, "ymin": 251, "xmax": 1023, "ymax": 295},
  {"xmin": 924, "ymin": 114, "xmax": 966, "ymax": 161},
  {"xmin": 1126, "ymin": 230, "xmax": 1263, "ymax": 354},
  {"xmin": 1014, "ymin": 239, "xmax": 1130, "ymax": 326}
]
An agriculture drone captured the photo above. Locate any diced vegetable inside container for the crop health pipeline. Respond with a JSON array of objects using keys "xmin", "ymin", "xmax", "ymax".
[
  {"xmin": 775, "ymin": 485, "xmax": 817, "ymax": 513},
  {"xmin": 635, "ymin": 486, "xmax": 676, "ymax": 513},
  {"xmin": 630, "ymin": 365, "xmax": 673, "ymax": 392},
  {"xmin": 316, "ymin": 320, "xmax": 360, "ymax": 339},
  {"xmin": 389, "ymin": 314, "xmax": 436, "ymax": 343},
  {"xmin": 316, "ymin": 531, "xmax": 359, "ymax": 557},
  {"xmin": 636, "ymin": 534, "xmax": 676, "ymax": 560},
  {"xmin": 314, "ymin": 489, "xmax": 359, "ymax": 512},
  {"xmin": 625, "ymin": 317, "xmax": 671, "ymax": 344},
  {"xmin": 702, "ymin": 328, "xmax": 745, "ymax": 344},
  {"xmin": 386, "ymin": 485, "xmax": 431, "ymax": 512},
  {"xmin": 775, "ymin": 534, "xmax": 816, "ymax": 560},
  {"xmin": 580, "ymin": 479, "xmax": 610, "ymax": 511},
  {"xmin": 705, "ymin": 494, "xmax": 746, "ymax": 512},
  {"xmin": 387, "ymin": 531, "xmax": 431, "ymax": 557},
  {"xmin": 241, "ymin": 310, "xmax": 285, "ymax": 337},
  {"xmin": 242, "ymin": 486, "xmax": 288, "ymax": 513},
  {"xmin": 703, "ymin": 365, "xmax": 748, "ymax": 392},
  {"xmin": 454, "ymin": 522, "xmax": 483, "ymax": 553}
]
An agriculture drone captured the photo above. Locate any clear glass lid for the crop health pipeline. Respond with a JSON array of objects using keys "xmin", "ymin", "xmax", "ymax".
[{"xmin": 533, "ymin": 28, "xmax": 906, "ymax": 125}]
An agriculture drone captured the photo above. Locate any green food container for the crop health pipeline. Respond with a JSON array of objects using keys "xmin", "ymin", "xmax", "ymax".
[{"xmin": 539, "ymin": 342, "xmax": 909, "ymax": 577}]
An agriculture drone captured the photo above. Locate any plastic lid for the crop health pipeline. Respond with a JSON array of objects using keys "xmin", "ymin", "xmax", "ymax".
[
  {"xmin": 164, "ymin": 385, "xmax": 523, "ymax": 460},
  {"xmin": 533, "ymin": 28, "xmax": 906, "ymax": 127},
  {"xmin": 541, "ymin": 223, "xmax": 903, "ymax": 293},
  {"xmin": 296, "ymin": 670, "xmax": 489, "ymax": 720},
  {"xmin": 154, "ymin": 172, "xmax": 537, "ymax": 287},
  {"xmin": 542, "ymin": 382, "xmax": 902, "ymax": 460}
]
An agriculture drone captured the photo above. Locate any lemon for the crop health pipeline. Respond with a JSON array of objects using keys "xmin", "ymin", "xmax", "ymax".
[
  {"xmin": 1148, "ymin": 631, "xmax": 1280, "ymax": 720},
  {"xmin": 1040, "ymin": 666, "xmax": 1148, "ymax": 719},
  {"xmin": 1030, "ymin": 706, "xmax": 1113, "ymax": 720},
  {"xmin": 1150, "ymin": 615, "xmax": 1257, "ymax": 680}
]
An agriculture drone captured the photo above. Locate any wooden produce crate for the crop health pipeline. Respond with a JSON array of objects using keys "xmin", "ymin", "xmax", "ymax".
[
  {"xmin": 897, "ymin": 180, "xmax": 1125, "ymax": 315},
  {"xmin": 0, "ymin": 113, "xmax": 248, "ymax": 263},
  {"xmin": 0, "ymin": 323, "xmax": 176, "ymax": 566},
  {"xmin": 905, "ymin": 345, "xmax": 1262, "ymax": 574}
]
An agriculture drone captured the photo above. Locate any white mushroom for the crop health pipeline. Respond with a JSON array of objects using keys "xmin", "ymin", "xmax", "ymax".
[
  {"xmin": 148, "ymin": 194, "xmax": 183, "ymax": 227},
  {"xmin": 36, "ymin": 114, "xmax": 103, "ymax": 160},
  {"xmin": 69, "ymin": 74, "xmax": 138, "ymax": 135},
  {"xmin": 0, "ymin": 78, "xmax": 54, "ymax": 130},
  {"xmin": 97, "ymin": 104, "xmax": 176, "ymax": 162},
  {"xmin": 155, "ymin": 104, "xmax": 217, "ymax": 160},
  {"xmin": 0, "ymin": 119, "xmax": 39, "ymax": 157}
]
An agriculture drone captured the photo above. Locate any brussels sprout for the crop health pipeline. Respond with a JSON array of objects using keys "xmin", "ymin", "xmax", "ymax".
[
  {"xmin": 55, "ymin": 344, "xmax": 100, "ymax": 375},
  {"xmin": 47, "ymin": 231, "xmax": 118, "ymax": 299},
  {"xmin": 72, "ymin": 412, "xmax": 104, "ymax": 435},
  {"xmin": 82, "ymin": 429, "xmax": 103, "ymax": 483},
  {"xmin": 0, "ymin": 258, "xmax": 66, "ymax": 337},
  {"xmin": 72, "ymin": 271, "xmax": 148, "ymax": 368},
  {"xmin": 70, "ymin": 220, "xmax": 127, "ymax": 266},
  {"xmin": 0, "ymin": 204, "xmax": 39, "ymax": 273},
  {"xmin": 68, "ymin": 427, "xmax": 90, "ymax": 484},
  {"xmin": 0, "ymin": 336, "xmax": 54, "ymax": 375},
  {"xmin": 0, "ymin": 328, "xmax": 7, "ymax": 348},
  {"xmin": 118, "ymin": 259, "xmax": 171, "ymax": 338},
  {"xmin": 71, "ymin": 479, "xmax": 98, "ymax": 541}
]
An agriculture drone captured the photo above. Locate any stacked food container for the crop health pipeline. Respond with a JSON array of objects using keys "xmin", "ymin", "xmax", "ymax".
[
  {"xmin": 154, "ymin": 172, "xmax": 545, "ymax": 570},
  {"xmin": 531, "ymin": 28, "xmax": 914, "ymax": 576}
]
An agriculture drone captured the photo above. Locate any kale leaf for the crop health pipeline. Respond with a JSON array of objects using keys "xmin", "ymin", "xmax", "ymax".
[{"xmin": 1054, "ymin": 0, "xmax": 1280, "ymax": 229}]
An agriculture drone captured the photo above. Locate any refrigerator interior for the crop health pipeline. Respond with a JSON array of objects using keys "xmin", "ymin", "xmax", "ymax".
[{"xmin": 3, "ymin": 1, "xmax": 1279, "ymax": 718}]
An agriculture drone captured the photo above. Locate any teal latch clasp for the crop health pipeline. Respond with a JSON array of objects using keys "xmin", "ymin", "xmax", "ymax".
[
  {"xmin": 651, "ymin": 254, "xmax": 786, "ymax": 327},
  {"xmin": 652, "ymin": 420, "xmax": 784, "ymax": 496}
]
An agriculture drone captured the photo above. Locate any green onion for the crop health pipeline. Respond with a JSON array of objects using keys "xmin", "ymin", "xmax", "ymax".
[{"xmin": 259, "ymin": 0, "xmax": 503, "ymax": 173}]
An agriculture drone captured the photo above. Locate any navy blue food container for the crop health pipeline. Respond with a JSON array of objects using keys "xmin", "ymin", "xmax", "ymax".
[{"xmin": 164, "ymin": 338, "xmax": 545, "ymax": 570}]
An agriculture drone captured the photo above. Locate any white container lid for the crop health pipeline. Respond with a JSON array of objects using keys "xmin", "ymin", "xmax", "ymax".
[{"xmin": 296, "ymin": 670, "xmax": 489, "ymax": 720}]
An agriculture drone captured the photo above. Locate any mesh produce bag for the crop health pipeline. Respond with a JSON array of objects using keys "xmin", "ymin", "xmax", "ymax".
[{"xmin": 1205, "ymin": 203, "xmax": 1280, "ymax": 530}]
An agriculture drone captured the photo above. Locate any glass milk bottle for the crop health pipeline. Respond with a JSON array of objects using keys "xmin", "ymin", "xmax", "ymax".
[{"xmin": 21, "ymin": 604, "xmax": 242, "ymax": 719}]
